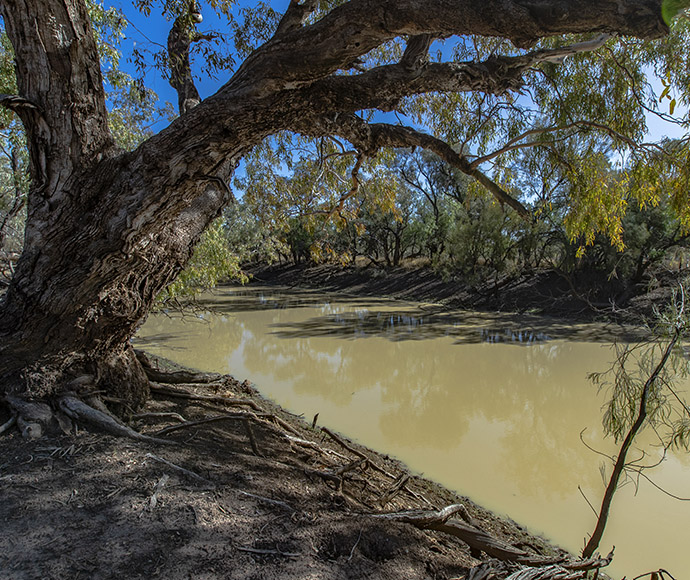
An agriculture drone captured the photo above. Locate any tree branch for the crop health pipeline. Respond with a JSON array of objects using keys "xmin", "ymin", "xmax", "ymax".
[
  {"xmin": 293, "ymin": 114, "xmax": 531, "ymax": 218},
  {"xmin": 275, "ymin": 0, "xmax": 320, "ymax": 36}
]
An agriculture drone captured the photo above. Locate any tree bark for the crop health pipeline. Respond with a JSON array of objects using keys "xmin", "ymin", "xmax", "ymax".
[{"xmin": 0, "ymin": 0, "xmax": 670, "ymax": 412}]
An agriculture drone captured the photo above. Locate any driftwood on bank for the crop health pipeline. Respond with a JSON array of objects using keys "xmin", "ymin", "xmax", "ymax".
[
  {"xmin": 374, "ymin": 505, "xmax": 618, "ymax": 579},
  {"xmin": 373, "ymin": 504, "xmax": 546, "ymax": 565}
]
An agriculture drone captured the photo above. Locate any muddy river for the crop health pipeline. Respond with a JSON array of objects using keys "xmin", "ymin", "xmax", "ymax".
[{"xmin": 134, "ymin": 286, "xmax": 690, "ymax": 578}]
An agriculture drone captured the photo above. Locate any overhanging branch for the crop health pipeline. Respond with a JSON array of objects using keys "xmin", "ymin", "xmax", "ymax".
[{"xmin": 291, "ymin": 114, "xmax": 530, "ymax": 218}]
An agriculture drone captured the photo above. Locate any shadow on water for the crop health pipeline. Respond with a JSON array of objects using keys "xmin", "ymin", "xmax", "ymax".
[
  {"xmin": 191, "ymin": 286, "xmax": 396, "ymax": 314},
  {"xmin": 268, "ymin": 309, "xmax": 644, "ymax": 344},
  {"xmin": 155, "ymin": 286, "xmax": 648, "ymax": 346}
]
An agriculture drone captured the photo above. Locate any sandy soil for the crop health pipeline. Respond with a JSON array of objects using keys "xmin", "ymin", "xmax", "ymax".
[{"xmin": 0, "ymin": 365, "xmax": 568, "ymax": 580}]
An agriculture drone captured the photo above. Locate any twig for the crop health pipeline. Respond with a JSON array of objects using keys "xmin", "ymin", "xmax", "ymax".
[
  {"xmin": 236, "ymin": 546, "xmax": 300, "ymax": 557},
  {"xmin": 238, "ymin": 490, "xmax": 295, "ymax": 512},
  {"xmin": 145, "ymin": 453, "xmax": 215, "ymax": 488}
]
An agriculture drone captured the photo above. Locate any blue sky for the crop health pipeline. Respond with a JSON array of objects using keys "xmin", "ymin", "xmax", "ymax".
[{"xmin": 104, "ymin": 0, "xmax": 686, "ymax": 143}]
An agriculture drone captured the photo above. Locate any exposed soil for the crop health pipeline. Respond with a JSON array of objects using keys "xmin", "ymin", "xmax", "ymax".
[
  {"xmin": 246, "ymin": 262, "xmax": 684, "ymax": 327},
  {"xmin": 0, "ymin": 356, "xmax": 582, "ymax": 580}
]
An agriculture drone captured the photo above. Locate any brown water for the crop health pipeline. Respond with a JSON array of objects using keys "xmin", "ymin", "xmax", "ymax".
[{"xmin": 135, "ymin": 286, "xmax": 690, "ymax": 578}]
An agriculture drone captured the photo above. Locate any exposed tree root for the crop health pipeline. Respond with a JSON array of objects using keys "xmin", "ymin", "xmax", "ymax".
[
  {"xmin": 0, "ymin": 412, "xmax": 17, "ymax": 435},
  {"xmin": 59, "ymin": 395, "xmax": 174, "ymax": 445},
  {"xmin": 149, "ymin": 382, "xmax": 261, "ymax": 410},
  {"xmin": 135, "ymin": 350, "xmax": 224, "ymax": 384},
  {"xmin": 4, "ymin": 394, "xmax": 67, "ymax": 439}
]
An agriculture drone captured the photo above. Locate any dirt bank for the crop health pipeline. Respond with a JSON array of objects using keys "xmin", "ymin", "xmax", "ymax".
[
  {"xmin": 0, "ymin": 352, "xmax": 607, "ymax": 580},
  {"xmin": 246, "ymin": 262, "xmax": 678, "ymax": 326}
]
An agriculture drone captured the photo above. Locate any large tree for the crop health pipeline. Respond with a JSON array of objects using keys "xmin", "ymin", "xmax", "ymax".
[{"xmin": 0, "ymin": 0, "xmax": 680, "ymax": 426}]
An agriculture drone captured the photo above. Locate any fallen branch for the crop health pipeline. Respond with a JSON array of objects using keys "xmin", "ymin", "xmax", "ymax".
[
  {"xmin": 145, "ymin": 453, "xmax": 215, "ymax": 488},
  {"xmin": 372, "ymin": 504, "xmax": 549, "ymax": 565}
]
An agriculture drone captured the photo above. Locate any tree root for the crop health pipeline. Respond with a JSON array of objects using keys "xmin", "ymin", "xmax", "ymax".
[
  {"xmin": 4, "ymin": 394, "xmax": 67, "ymax": 439},
  {"xmin": 135, "ymin": 350, "xmax": 224, "ymax": 384},
  {"xmin": 149, "ymin": 383, "xmax": 261, "ymax": 410},
  {"xmin": 0, "ymin": 413, "xmax": 17, "ymax": 435},
  {"xmin": 58, "ymin": 395, "xmax": 174, "ymax": 445}
]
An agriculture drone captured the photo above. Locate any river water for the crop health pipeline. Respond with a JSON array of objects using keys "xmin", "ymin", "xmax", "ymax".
[{"xmin": 134, "ymin": 286, "xmax": 690, "ymax": 578}]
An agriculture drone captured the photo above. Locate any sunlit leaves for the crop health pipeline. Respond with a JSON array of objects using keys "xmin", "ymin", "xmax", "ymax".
[
  {"xmin": 662, "ymin": 0, "xmax": 690, "ymax": 25},
  {"xmin": 157, "ymin": 218, "xmax": 246, "ymax": 305}
]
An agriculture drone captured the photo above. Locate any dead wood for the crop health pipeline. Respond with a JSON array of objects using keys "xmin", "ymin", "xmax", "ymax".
[
  {"xmin": 135, "ymin": 350, "xmax": 224, "ymax": 384},
  {"xmin": 145, "ymin": 453, "xmax": 215, "ymax": 488},
  {"xmin": 322, "ymin": 426, "xmax": 394, "ymax": 479},
  {"xmin": 59, "ymin": 395, "xmax": 174, "ymax": 445},
  {"xmin": 372, "ymin": 504, "xmax": 550, "ymax": 565}
]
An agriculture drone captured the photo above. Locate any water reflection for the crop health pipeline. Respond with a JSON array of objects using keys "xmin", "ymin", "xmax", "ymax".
[{"xmin": 135, "ymin": 286, "xmax": 690, "ymax": 578}]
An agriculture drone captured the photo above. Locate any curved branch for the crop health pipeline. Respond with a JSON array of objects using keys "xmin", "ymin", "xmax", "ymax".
[
  {"xmin": 225, "ymin": 1, "xmax": 666, "ymax": 97},
  {"xmin": 292, "ymin": 114, "xmax": 530, "ymax": 218}
]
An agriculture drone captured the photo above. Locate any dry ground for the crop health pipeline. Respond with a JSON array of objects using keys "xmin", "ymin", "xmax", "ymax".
[{"xmin": 0, "ymin": 364, "xmax": 571, "ymax": 580}]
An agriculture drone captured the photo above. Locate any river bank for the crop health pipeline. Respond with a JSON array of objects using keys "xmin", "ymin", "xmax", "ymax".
[
  {"xmin": 245, "ymin": 261, "xmax": 679, "ymax": 327},
  {"xmin": 0, "ymin": 348, "xmax": 602, "ymax": 580}
]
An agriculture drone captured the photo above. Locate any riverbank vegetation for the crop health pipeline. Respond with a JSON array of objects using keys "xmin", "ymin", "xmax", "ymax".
[{"xmin": 2, "ymin": 0, "xmax": 690, "ymax": 578}]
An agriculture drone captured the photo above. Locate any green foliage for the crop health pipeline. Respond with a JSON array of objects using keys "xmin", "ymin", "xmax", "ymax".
[
  {"xmin": 157, "ymin": 218, "xmax": 247, "ymax": 306},
  {"xmin": 590, "ymin": 288, "xmax": 690, "ymax": 450},
  {"xmin": 662, "ymin": 0, "xmax": 690, "ymax": 25}
]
